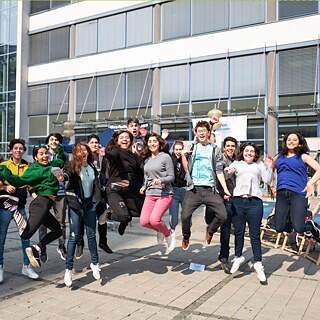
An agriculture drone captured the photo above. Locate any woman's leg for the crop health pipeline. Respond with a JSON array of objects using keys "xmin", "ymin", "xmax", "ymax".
[
  {"xmin": 0, "ymin": 209, "xmax": 13, "ymax": 266},
  {"xmin": 66, "ymin": 207, "xmax": 81, "ymax": 270},
  {"xmin": 18, "ymin": 209, "xmax": 31, "ymax": 266},
  {"xmin": 148, "ymin": 196, "xmax": 173, "ymax": 238},
  {"xmin": 40, "ymin": 210, "xmax": 63, "ymax": 247},
  {"xmin": 20, "ymin": 196, "xmax": 54, "ymax": 240},
  {"xmin": 275, "ymin": 190, "xmax": 290, "ymax": 233},
  {"xmin": 83, "ymin": 200, "xmax": 99, "ymax": 266},
  {"xmin": 246, "ymin": 198, "xmax": 263, "ymax": 262},
  {"xmin": 287, "ymin": 191, "xmax": 309, "ymax": 234},
  {"xmin": 140, "ymin": 196, "xmax": 157, "ymax": 230},
  {"xmin": 107, "ymin": 189, "xmax": 131, "ymax": 223},
  {"xmin": 169, "ymin": 188, "xmax": 180, "ymax": 230},
  {"xmin": 232, "ymin": 197, "xmax": 247, "ymax": 258}
]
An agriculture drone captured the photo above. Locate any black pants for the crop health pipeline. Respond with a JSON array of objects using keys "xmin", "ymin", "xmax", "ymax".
[
  {"xmin": 181, "ymin": 186, "xmax": 227, "ymax": 239},
  {"xmin": 21, "ymin": 196, "xmax": 62, "ymax": 247},
  {"xmin": 38, "ymin": 196, "xmax": 67, "ymax": 246},
  {"xmin": 107, "ymin": 187, "xmax": 145, "ymax": 223}
]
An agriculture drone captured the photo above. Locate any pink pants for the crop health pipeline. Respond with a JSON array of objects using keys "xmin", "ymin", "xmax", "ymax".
[{"xmin": 140, "ymin": 195, "xmax": 173, "ymax": 238}]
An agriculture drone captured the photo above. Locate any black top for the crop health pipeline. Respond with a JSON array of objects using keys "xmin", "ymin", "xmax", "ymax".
[
  {"xmin": 171, "ymin": 153, "xmax": 187, "ymax": 188},
  {"xmin": 104, "ymin": 148, "xmax": 144, "ymax": 193}
]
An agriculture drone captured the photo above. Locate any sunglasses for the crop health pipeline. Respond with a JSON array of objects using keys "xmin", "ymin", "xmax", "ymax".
[{"xmin": 34, "ymin": 144, "xmax": 48, "ymax": 149}]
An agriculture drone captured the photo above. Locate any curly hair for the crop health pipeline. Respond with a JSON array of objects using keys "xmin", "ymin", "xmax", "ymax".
[
  {"xmin": 105, "ymin": 130, "xmax": 133, "ymax": 152},
  {"xmin": 69, "ymin": 142, "xmax": 93, "ymax": 175},
  {"xmin": 280, "ymin": 132, "xmax": 309, "ymax": 155},
  {"xmin": 140, "ymin": 132, "xmax": 169, "ymax": 161},
  {"xmin": 236, "ymin": 142, "xmax": 260, "ymax": 162}
]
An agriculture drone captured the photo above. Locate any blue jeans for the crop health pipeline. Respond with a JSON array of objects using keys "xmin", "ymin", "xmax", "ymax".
[
  {"xmin": 66, "ymin": 197, "xmax": 98, "ymax": 270},
  {"xmin": 0, "ymin": 208, "xmax": 30, "ymax": 266},
  {"xmin": 232, "ymin": 197, "xmax": 263, "ymax": 262},
  {"xmin": 169, "ymin": 187, "xmax": 186, "ymax": 230},
  {"xmin": 275, "ymin": 189, "xmax": 308, "ymax": 234}
]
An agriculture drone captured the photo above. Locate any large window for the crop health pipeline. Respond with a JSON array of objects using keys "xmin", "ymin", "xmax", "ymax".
[
  {"xmin": 28, "ymin": 85, "xmax": 48, "ymax": 115},
  {"xmin": 127, "ymin": 70, "xmax": 153, "ymax": 108},
  {"xmin": 30, "ymin": 27, "xmax": 69, "ymax": 65},
  {"xmin": 75, "ymin": 21, "xmax": 97, "ymax": 57},
  {"xmin": 278, "ymin": 0, "xmax": 318, "ymax": 20},
  {"xmin": 30, "ymin": 0, "xmax": 70, "ymax": 14},
  {"xmin": 230, "ymin": 0, "xmax": 265, "ymax": 28},
  {"xmin": 162, "ymin": 0, "xmax": 191, "ymax": 40},
  {"xmin": 98, "ymin": 74, "xmax": 125, "ymax": 110},
  {"xmin": 192, "ymin": 0, "xmax": 228, "ymax": 35},
  {"xmin": 279, "ymin": 47, "xmax": 317, "ymax": 96},
  {"xmin": 191, "ymin": 60, "xmax": 228, "ymax": 101},
  {"xmin": 49, "ymin": 81, "xmax": 69, "ymax": 114},
  {"xmin": 230, "ymin": 54, "xmax": 265, "ymax": 98},
  {"xmin": 161, "ymin": 65, "xmax": 190, "ymax": 104},
  {"xmin": 127, "ymin": 7, "xmax": 153, "ymax": 47},
  {"xmin": 98, "ymin": 14, "xmax": 125, "ymax": 52},
  {"xmin": 76, "ymin": 78, "xmax": 97, "ymax": 113}
]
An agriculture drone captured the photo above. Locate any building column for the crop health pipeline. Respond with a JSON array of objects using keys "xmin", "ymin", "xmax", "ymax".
[
  {"xmin": 15, "ymin": 1, "xmax": 30, "ymax": 142},
  {"xmin": 152, "ymin": 67, "xmax": 160, "ymax": 134},
  {"xmin": 266, "ymin": 51, "xmax": 277, "ymax": 156}
]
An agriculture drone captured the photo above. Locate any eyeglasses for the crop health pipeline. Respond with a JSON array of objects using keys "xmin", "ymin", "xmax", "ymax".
[
  {"xmin": 196, "ymin": 129, "xmax": 209, "ymax": 134},
  {"xmin": 34, "ymin": 144, "xmax": 48, "ymax": 149}
]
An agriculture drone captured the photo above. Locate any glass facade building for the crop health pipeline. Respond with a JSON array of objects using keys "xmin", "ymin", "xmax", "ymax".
[
  {"xmin": 0, "ymin": 0, "xmax": 17, "ymax": 156},
  {"xmin": 21, "ymin": 0, "xmax": 320, "ymax": 154}
]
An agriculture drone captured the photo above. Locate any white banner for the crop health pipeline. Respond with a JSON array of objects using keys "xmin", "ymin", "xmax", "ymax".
[{"xmin": 192, "ymin": 115, "xmax": 247, "ymax": 146}]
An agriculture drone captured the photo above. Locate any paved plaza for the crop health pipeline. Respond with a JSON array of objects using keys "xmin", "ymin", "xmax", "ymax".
[{"xmin": 0, "ymin": 206, "xmax": 320, "ymax": 320}]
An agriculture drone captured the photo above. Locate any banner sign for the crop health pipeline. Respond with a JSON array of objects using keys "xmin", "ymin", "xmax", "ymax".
[{"xmin": 192, "ymin": 115, "xmax": 247, "ymax": 146}]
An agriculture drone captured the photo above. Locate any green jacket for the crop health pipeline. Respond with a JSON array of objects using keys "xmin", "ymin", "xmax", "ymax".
[{"xmin": 0, "ymin": 144, "xmax": 65, "ymax": 197}]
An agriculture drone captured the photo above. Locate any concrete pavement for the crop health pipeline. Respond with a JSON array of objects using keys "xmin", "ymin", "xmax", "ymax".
[{"xmin": 0, "ymin": 205, "xmax": 320, "ymax": 320}]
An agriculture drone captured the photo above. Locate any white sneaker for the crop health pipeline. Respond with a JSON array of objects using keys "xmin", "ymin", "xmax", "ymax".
[
  {"xmin": 0, "ymin": 265, "xmax": 3, "ymax": 283},
  {"xmin": 166, "ymin": 230, "xmax": 176, "ymax": 253},
  {"xmin": 230, "ymin": 256, "xmax": 245, "ymax": 274},
  {"xmin": 64, "ymin": 269, "xmax": 73, "ymax": 287},
  {"xmin": 22, "ymin": 264, "xmax": 39, "ymax": 280},
  {"xmin": 157, "ymin": 232, "xmax": 165, "ymax": 244},
  {"xmin": 254, "ymin": 262, "xmax": 266, "ymax": 282},
  {"xmin": 90, "ymin": 263, "xmax": 101, "ymax": 280}
]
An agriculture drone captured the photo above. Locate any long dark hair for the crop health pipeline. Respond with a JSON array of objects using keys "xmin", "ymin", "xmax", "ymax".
[
  {"xmin": 70, "ymin": 142, "xmax": 93, "ymax": 175},
  {"xmin": 106, "ymin": 130, "xmax": 133, "ymax": 152},
  {"xmin": 280, "ymin": 132, "xmax": 309, "ymax": 155},
  {"xmin": 140, "ymin": 132, "xmax": 169, "ymax": 161},
  {"xmin": 236, "ymin": 142, "xmax": 260, "ymax": 162}
]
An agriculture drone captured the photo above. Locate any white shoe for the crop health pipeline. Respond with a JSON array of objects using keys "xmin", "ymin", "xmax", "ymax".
[
  {"xmin": 254, "ymin": 262, "xmax": 266, "ymax": 282},
  {"xmin": 0, "ymin": 265, "xmax": 3, "ymax": 283},
  {"xmin": 22, "ymin": 264, "xmax": 39, "ymax": 280},
  {"xmin": 166, "ymin": 230, "xmax": 176, "ymax": 253},
  {"xmin": 64, "ymin": 269, "xmax": 73, "ymax": 287},
  {"xmin": 230, "ymin": 256, "xmax": 245, "ymax": 274},
  {"xmin": 157, "ymin": 232, "xmax": 165, "ymax": 244},
  {"xmin": 90, "ymin": 263, "xmax": 101, "ymax": 280}
]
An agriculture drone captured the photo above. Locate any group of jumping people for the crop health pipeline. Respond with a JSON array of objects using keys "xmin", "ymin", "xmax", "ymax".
[{"xmin": 0, "ymin": 116, "xmax": 319, "ymax": 287}]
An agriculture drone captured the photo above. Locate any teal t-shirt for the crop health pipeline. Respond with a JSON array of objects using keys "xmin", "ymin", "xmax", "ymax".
[{"xmin": 191, "ymin": 144, "xmax": 214, "ymax": 187}]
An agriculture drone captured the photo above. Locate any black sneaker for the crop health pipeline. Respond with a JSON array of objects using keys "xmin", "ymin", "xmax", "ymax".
[
  {"xmin": 288, "ymin": 231, "xmax": 299, "ymax": 252},
  {"xmin": 118, "ymin": 221, "xmax": 128, "ymax": 236},
  {"xmin": 26, "ymin": 245, "xmax": 41, "ymax": 268},
  {"xmin": 99, "ymin": 243, "xmax": 113, "ymax": 254},
  {"xmin": 75, "ymin": 243, "xmax": 84, "ymax": 259},
  {"xmin": 0, "ymin": 194, "xmax": 19, "ymax": 210},
  {"xmin": 40, "ymin": 246, "xmax": 48, "ymax": 263},
  {"xmin": 219, "ymin": 258, "xmax": 230, "ymax": 274},
  {"xmin": 306, "ymin": 220, "xmax": 320, "ymax": 240},
  {"xmin": 57, "ymin": 245, "xmax": 67, "ymax": 260}
]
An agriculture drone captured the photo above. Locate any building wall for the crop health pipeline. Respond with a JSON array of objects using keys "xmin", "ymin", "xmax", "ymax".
[{"xmin": 22, "ymin": 0, "xmax": 320, "ymax": 153}]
